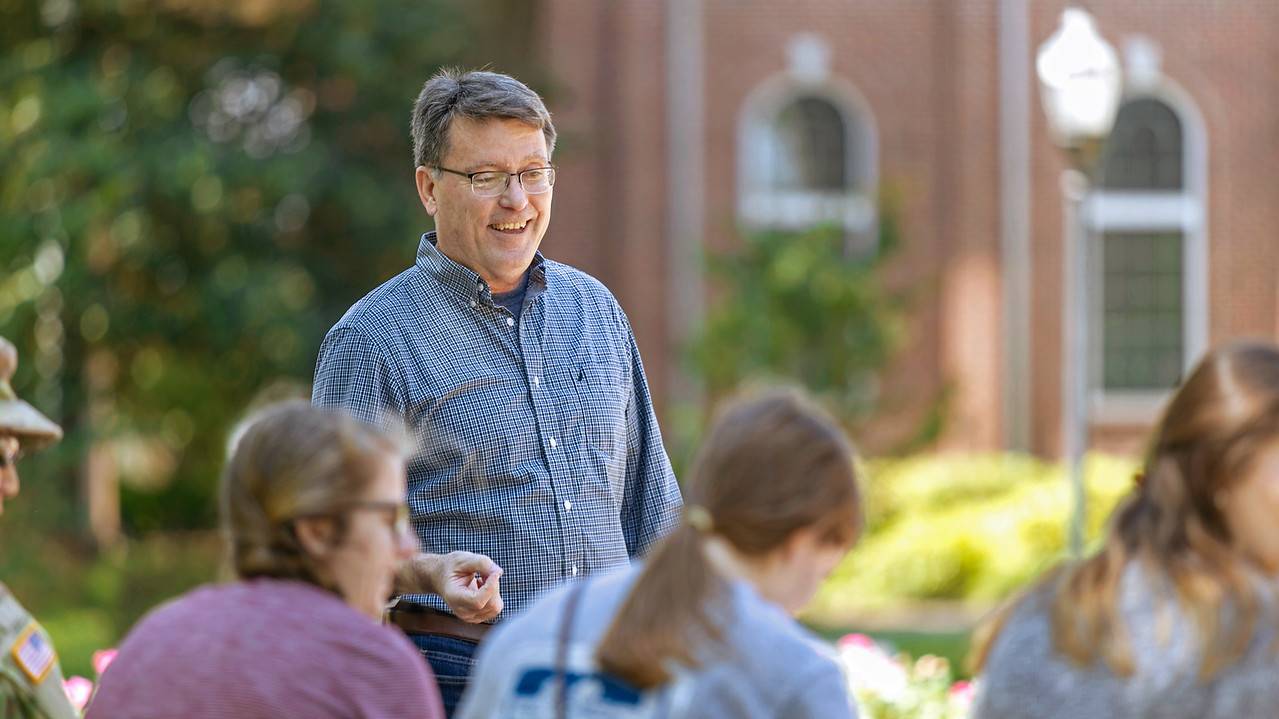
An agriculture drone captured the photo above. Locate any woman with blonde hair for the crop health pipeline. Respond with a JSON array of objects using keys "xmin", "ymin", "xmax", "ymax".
[
  {"xmin": 457, "ymin": 388, "xmax": 864, "ymax": 718},
  {"xmin": 88, "ymin": 401, "xmax": 444, "ymax": 718},
  {"xmin": 972, "ymin": 341, "xmax": 1279, "ymax": 718}
]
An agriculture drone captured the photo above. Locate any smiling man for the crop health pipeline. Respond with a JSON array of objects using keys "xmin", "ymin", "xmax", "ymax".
[{"xmin": 312, "ymin": 69, "xmax": 682, "ymax": 715}]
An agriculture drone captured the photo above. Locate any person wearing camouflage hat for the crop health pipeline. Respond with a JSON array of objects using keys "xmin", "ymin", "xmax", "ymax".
[{"xmin": 0, "ymin": 336, "xmax": 77, "ymax": 718}]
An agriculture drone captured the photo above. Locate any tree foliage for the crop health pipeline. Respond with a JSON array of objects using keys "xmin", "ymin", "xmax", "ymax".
[
  {"xmin": 0, "ymin": 0, "xmax": 541, "ymax": 532},
  {"xmin": 690, "ymin": 204, "xmax": 911, "ymax": 435}
]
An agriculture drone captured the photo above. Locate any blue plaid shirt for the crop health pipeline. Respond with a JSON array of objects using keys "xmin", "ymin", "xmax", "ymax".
[{"xmin": 312, "ymin": 233, "xmax": 682, "ymax": 620}]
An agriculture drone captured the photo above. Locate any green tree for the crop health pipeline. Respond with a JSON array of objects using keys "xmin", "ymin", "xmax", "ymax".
[
  {"xmin": 0, "ymin": 0, "xmax": 544, "ymax": 534},
  {"xmin": 688, "ymin": 199, "xmax": 928, "ymax": 446}
]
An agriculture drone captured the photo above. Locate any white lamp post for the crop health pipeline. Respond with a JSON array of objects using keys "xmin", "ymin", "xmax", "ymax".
[{"xmin": 1036, "ymin": 7, "xmax": 1122, "ymax": 557}]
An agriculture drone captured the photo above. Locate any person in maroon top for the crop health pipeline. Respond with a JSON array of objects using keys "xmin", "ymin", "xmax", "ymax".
[{"xmin": 87, "ymin": 402, "xmax": 445, "ymax": 718}]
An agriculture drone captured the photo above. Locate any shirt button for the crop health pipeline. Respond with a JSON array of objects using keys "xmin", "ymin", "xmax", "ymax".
[
  {"xmin": 470, "ymin": 300, "xmax": 477, "ymax": 308},
  {"xmin": 549, "ymin": 437, "xmax": 557, "ymax": 448},
  {"xmin": 506, "ymin": 317, "xmax": 514, "ymax": 327},
  {"xmin": 532, "ymin": 376, "xmax": 540, "ymax": 386},
  {"xmin": 571, "ymin": 565, "xmax": 579, "ymax": 577},
  {"xmin": 563, "ymin": 500, "xmax": 572, "ymax": 511}
]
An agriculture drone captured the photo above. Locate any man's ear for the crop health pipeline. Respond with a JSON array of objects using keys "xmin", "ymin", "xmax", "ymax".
[
  {"xmin": 293, "ymin": 516, "xmax": 337, "ymax": 558},
  {"xmin": 415, "ymin": 166, "xmax": 439, "ymax": 216}
]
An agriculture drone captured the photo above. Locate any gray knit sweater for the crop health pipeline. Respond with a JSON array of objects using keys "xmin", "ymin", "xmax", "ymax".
[{"xmin": 973, "ymin": 564, "xmax": 1279, "ymax": 719}]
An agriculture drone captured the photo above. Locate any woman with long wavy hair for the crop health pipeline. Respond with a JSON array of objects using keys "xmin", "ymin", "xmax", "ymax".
[
  {"xmin": 972, "ymin": 341, "xmax": 1279, "ymax": 718},
  {"xmin": 457, "ymin": 389, "xmax": 864, "ymax": 718}
]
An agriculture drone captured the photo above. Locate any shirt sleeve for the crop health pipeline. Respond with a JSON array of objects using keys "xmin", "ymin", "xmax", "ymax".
[
  {"xmin": 618, "ymin": 315, "xmax": 683, "ymax": 559},
  {"xmin": 311, "ymin": 325, "xmax": 406, "ymax": 427},
  {"xmin": 32, "ymin": 660, "xmax": 80, "ymax": 719}
]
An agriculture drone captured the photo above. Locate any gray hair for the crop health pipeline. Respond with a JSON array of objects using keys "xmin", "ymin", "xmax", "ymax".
[{"xmin": 410, "ymin": 68, "xmax": 556, "ymax": 169}]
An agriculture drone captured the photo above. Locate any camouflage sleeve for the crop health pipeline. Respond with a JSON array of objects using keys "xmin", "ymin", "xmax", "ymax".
[
  {"xmin": 0, "ymin": 588, "xmax": 78, "ymax": 719},
  {"xmin": 2, "ymin": 663, "xmax": 49, "ymax": 718},
  {"xmin": 26, "ymin": 661, "xmax": 76, "ymax": 719}
]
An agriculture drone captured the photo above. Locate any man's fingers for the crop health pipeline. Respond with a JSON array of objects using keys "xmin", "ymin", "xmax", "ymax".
[
  {"xmin": 478, "ymin": 574, "xmax": 500, "ymax": 603},
  {"xmin": 435, "ymin": 552, "xmax": 504, "ymax": 621},
  {"xmin": 450, "ymin": 575, "xmax": 497, "ymax": 606},
  {"xmin": 460, "ymin": 602, "xmax": 501, "ymax": 623},
  {"xmin": 468, "ymin": 563, "xmax": 503, "ymax": 586},
  {"xmin": 448, "ymin": 552, "xmax": 502, "ymax": 581},
  {"xmin": 458, "ymin": 573, "xmax": 503, "ymax": 622},
  {"xmin": 454, "ymin": 595, "xmax": 499, "ymax": 623}
]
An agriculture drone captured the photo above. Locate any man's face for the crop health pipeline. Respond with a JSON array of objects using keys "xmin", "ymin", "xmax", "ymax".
[
  {"xmin": 415, "ymin": 117, "xmax": 552, "ymax": 294},
  {"xmin": 0, "ymin": 436, "xmax": 19, "ymax": 516}
]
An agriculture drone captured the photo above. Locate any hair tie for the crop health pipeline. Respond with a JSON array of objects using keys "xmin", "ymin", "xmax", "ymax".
[{"xmin": 686, "ymin": 505, "xmax": 715, "ymax": 533}]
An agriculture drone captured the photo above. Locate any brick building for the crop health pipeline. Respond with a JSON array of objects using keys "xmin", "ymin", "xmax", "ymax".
[{"xmin": 524, "ymin": 0, "xmax": 1279, "ymax": 457}]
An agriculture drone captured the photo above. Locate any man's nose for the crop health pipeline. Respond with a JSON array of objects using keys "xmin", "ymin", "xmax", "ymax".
[{"xmin": 498, "ymin": 177, "xmax": 529, "ymax": 211}]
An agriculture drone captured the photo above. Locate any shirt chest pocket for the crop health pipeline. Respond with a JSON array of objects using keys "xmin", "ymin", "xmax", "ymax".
[
  {"xmin": 409, "ymin": 375, "xmax": 535, "ymax": 488},
  {"xmin": 571, "ymin": 353, "xmax": 630, "ymax": 458}
]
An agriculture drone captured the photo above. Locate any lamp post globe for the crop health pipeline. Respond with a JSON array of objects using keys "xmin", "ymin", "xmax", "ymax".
[{"xmin": 1036, "ymin": 7, "xmax": 1122, "ymax": 172}]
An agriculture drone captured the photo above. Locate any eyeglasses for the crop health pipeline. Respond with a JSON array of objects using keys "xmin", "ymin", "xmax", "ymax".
[
  {"xmin": 294, "ymin": 501, "xmax": 411, "ymax": 538},
  {"xmin": 434, "ymin": 165, "xmax": 556, "ymax": 198},
  {"xmin": 0, "ymin": 437, "xmax": 20, "ymax": 469},
  {"xmin": 348, "ymin": 500, "xmax": 412, "ymax": 537}
]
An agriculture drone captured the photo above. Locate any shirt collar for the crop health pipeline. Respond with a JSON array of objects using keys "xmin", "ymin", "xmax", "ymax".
[{"xmin": 415, "ymin": 231, "xmax": 548, "ymax": 303}]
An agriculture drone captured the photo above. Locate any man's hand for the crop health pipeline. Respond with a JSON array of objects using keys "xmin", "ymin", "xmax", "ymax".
[{"xmin": 394, "ymin": 551, "xmax": 504, "ymax": 623}]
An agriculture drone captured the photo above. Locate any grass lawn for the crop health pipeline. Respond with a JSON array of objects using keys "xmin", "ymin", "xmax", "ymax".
[{"xmin": 41, "ymin": 608, "xmax": 116, "ymax": 679}]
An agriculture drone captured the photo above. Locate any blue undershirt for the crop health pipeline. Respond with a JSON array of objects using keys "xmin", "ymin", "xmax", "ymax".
[{"xmin": 491, "ymin": 268, "xmax": 531, "ymax": 323}]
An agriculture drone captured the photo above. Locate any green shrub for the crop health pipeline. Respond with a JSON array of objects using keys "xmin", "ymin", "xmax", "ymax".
[{"xmin": 814, "ymin": 452, "xmax": 1138, "ymax": 614}]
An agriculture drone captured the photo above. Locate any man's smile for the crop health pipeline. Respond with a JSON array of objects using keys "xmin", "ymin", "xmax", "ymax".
[{"xmin": 489, "ymin": 218, "xmax": 531, "ymax": 234}]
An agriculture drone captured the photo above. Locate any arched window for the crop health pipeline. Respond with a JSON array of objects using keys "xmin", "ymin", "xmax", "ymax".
[
  {"xmin": 771, "ymin": 97, "xmax": 847, "ymax": 191},
  {"xmin": 1086, "ymin": 91, "xmax": 1207, "ymax": 412},
  {"xmin": 1102, "ymin": 98, "xmax": 1183, "ymax": 190},
  {"xmin": 738, "ymin": 78, "xmax": 878, "ymax": 251}
]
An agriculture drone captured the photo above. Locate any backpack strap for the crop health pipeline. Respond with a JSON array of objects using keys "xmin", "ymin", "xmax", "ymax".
[{"xmin": 555, "ymin": 581, "xmax": 588, "ymax": 719}]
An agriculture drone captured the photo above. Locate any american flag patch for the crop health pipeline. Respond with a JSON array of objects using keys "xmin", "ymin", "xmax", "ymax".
[{"xmin": 11, "ymin": 623, "xmax": 55, "ymax": 683}]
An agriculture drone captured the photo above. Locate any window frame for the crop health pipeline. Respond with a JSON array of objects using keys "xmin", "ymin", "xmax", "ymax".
[
  {"xmin": 1082, "ymin": 85, "xmax": 1208, "ymax": 424},
  {"xmin": 737, "ymin": 74, "xmax": 879, "ymax": 253}
]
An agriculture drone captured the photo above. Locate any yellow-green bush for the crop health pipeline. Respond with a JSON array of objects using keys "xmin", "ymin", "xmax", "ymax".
[{"xmin": 813, "ymin": 453, "xmax": 1139, "ymax": 614}]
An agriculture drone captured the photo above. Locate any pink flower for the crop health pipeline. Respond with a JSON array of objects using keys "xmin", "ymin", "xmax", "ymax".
[
  {"xmin": 949, "ymin": 679, "xmax": 976, "ymax": 708},
  {"xmin": 838, "ymin": 635, "xmax": 908, "ymax": 702},
  {"xmin": 837, "ymin": 633, "xmax": 877, "ymax": 650},
  {"xmin": 63, "ymin": 676, "xmax": 94, "ymax": 711},
  {"xmin": 92, "ymin": 648, "xmax": 118, "ymax": 676}
]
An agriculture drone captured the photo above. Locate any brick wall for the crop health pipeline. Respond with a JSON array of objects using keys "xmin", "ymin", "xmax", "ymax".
[{"xmin": 538, "ymin": 0, "xmax": 1279, "ymax": 457}]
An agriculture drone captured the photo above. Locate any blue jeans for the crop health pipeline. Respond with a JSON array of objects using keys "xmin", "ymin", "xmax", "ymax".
[{"xmin": 410, "ymin": 633, "xmax": 480, "ymax": 717}]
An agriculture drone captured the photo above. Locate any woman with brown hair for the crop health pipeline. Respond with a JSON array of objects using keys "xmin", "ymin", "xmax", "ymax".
[
  {"xmin": 456, "ymin": 389, "xmax": 863, "ymax": 718},
  {"xmin": 972, "ymin": 341, "xmax": 1279, "ymax": 718},
  {"xmin": 87, "ymin": 401, "xmax": 445, "ymax": 718}
]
